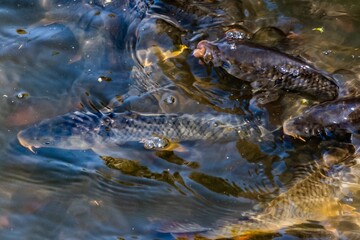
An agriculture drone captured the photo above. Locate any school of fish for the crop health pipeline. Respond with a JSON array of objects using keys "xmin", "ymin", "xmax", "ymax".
[{"xmin": 16, "ymin": 6, "xmax": 360, "ymax": 240}]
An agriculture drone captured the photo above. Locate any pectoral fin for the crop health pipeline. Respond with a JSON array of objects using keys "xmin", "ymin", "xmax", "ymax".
[
  {"xmin": 161, "ymin": 142, "xmax": 188, "ymax": 153},
  {"xmin": 157, "ymin": 222, "xmax": 211, "ymax": 239},
  {"xmin": 351, "ymin": 134, "xmax": 360, "ymax": 154}
]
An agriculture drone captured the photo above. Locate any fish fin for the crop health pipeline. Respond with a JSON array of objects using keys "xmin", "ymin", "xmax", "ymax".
[
  {"xmin": 144, "ymin": 134, "xmax": 188, "ymax": 152},
  {"xmin": 340, "ymin": 203, "xmax": 357, "ymax": 215},
  {"xmin": 157, "ymin": 222, "xmax": 211, "ymax": 239},
  {"xmin": 351, "ymin": 134, "xmax": 360, "ymax": 154},
  {"xmin": 347, "ymin": 108, "xmax": 360, "ymax": 122},
  {"xmin": 232, "ymin": 230, "xmax": 280, "ymax": 240},
  {"xmin": 235, "ymin": 236, "xmax": 251, "ymax": 240},
  {"xmin": 342, "ymin": 181, "xmax": 360, "ymax": 190},
  {"xmin": 160, "ymin": 143, "xmax": 188, "ymax": 153},
  {"xmin": 332, "ymin": 70, "xmax": 359, "ymax": 97},
  {"xmin": 157, "ymin": 222, "xmax": 275, "ymax": 239},
  {"xmin": 152, "ymin": 45, "xmax": 188, "ymax": 62}
]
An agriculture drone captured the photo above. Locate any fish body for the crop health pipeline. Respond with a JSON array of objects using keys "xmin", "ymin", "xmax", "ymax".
[
  {"xmin": 200, "ymin": 147, "xmax": 358, "ymax": 239},
  {"xmin": 17, "ymin": 111, "xmax": 268, "ymax": 152},
  {"xmin": 283, "ymin": 97, "xmax": 360, "ymax": 139},
  {"xmin": 194, "ymin": 39, "xmax": 339, "ymax": 101}
]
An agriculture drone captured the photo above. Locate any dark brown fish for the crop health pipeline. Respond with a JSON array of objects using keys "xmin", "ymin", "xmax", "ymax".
[
  {"xmin": 193, "ymin": 37, "xmax": 339, "ymax": 102},
  {"xmin": 283, "ymin": 97, "xmax": 360, "ymax": 140}
]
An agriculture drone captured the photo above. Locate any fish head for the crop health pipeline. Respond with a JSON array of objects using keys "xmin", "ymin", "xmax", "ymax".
[
  {"xmin": 17, "ymin": 111, "xmax": 101, "ymax": 152},
  {"xmin": 193, "ymin": 40, "xmax": 223, "ymax": 67},
  {"xmin": 283, "ymin": 115, "xmax": 323, "ymax": 139}
]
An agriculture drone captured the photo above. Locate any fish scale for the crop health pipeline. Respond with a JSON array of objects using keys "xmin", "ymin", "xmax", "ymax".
[
  {"xmin": 283, "ymin": 97, "xmax": 360, "ymax": 139},
  {"xmin": 17, "ymin": 111, "xmax": 268, "ymax": 152},
  {"xmin": 198, "ymin": 151, "xmax": 358, "ymax": 239},
  {"xmin": 194, "ymin": 39, "xmax": 339, "ymax": 102},
  {"xmin": 106, "ymin": 112, "xmax": 239, "ymax": 143}
]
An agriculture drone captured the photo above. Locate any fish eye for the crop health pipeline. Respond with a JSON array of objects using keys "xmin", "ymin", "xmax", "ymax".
[
  {"xmin": 103, "ymin": 117, "xmax": 111, "ymax": 124},
  {"xmin": 41, "ymin": 138, "xmax": 53, "ymax": 145},
  {"xmin": 303, "ymin": 127, "xmax": 310, "ymax": 134},
  {"xmin": 222, "ymin": 61, "xmax": 231, "ymax": 69},
  {"xmin": 204, "ymin": 52, "xmax": 213, "ymax": 63}
]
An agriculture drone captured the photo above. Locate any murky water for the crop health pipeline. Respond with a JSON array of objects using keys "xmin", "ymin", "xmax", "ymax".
[{"xmin": 0, "ymin": 0, "xmax": 359, "ymax": 239}]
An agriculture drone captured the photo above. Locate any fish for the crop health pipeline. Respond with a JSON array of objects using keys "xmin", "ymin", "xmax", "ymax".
[
  {"xmin": 17, "ymin": 111, "xmax": 270, "ymax": 153},
  {"xmin": 193, "ymin": 35, "xmax": 339, "ymax": 103},
  {"xmin": 283, "ymin": 97, "xmax": 360, "ymax": 145},
  {"xmin": 173, "ymin": 146, "xmax": 359, "ymax": 239}
]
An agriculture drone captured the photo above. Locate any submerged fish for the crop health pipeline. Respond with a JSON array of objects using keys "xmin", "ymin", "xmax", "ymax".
[
  {"xmin": 17, "ymin": 111, "xmax": 270, "ymax": 153},
  {"xmin": 186, "ymin": 146, "xmax": 359, "ymax": 239},
  {"xmin": 283, "ymin": 97, "xmax": 360, "ymax": 143},
  {"xmin": 193, "ymin": 35, "xmax": 339, "ymax": 103}
]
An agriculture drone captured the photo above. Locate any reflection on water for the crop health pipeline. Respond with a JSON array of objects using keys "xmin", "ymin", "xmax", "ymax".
[{"xmin": 0, "ymin": 0, "xmax": 360, "ymax": 239}]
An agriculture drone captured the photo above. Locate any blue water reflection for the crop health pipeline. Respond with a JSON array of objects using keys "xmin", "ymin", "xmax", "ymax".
[{"xmin": 0, "ymin": 0, "xmax": 359, "ymax": 239}]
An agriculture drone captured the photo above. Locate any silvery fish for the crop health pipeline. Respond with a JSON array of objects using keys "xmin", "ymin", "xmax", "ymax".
[
  {"xmin": 193, "ymin": 34, "xmax": 339, "ymax": 103},
  {"xmin": 17, "ymin": 111, "xmax": 270, "ymax": 153}
]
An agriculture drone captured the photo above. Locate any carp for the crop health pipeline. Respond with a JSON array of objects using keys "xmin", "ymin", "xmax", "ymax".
[
  {"xmin": 193, "ymin": 35, "xmax": 339, "ymax": 103},
  {"xmin": 161, "ymin": 146, "xmax": 359, "ymax": 239},
  {"xmin": 283, "ymin": 97, "xmax": 360, "ymax": 149},
  {"xmin": 17, "ymin": 111, "xmax": 270, "ymax": 153}
]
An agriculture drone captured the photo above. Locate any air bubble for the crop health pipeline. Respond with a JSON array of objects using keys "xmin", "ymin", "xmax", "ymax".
[
  {"xmin": 322, "ymin": 50, "xmax": 332, "ymax": 55},
  {"xmin": 290, "ymin": 68, "xmax": 300, "ymax": 76},
  {"xmin": 278, "ymin": 65, "xmax": 288, "ymax": 74},
  {"xmin": 164, "ymin": 95, "xmax": 176, "ymax": 105},
  {"xmin": 143, "ymin": 137, "xmax": 169, "ymax": 150},
  {"xmin": 225, "ymin": 29, "xmax": 246, "ymax": 40},
  {"xmin": 98, "ymin": 76, "xmax": 112, "ymax": 82},
  {"xmin": 16, "ymin": 91, "xmax": 29, "ymax": 99},
  {"xmin": 343, "ymin": 196, "xmax": 353, "ymax": 203}
]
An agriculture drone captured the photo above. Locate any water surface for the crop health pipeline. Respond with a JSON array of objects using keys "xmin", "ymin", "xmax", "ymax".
[{"xmin": 0, "ymin": 0, "xmax": 359, "ymax": 239}]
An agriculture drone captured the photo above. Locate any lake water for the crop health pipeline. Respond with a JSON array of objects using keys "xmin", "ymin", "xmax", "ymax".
[{"xmin": 0, "ymin": 0, "xmax": 359, "ymax": 239}]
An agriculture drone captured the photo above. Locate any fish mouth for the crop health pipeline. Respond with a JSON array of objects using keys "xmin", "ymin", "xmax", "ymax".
[
  {"xmin": 283, "ymin": 119, "xmax": 294, "ymax": 135},
  {"xmin": 193, "ymin": 40, "xmax": 216, "ymax": 64},
  {"xmin": 17, "ymin": 130, "xmax": 39, "ymax": 153},
  {"xmin": 193, "ymin": 40, "xmax": 207, "ymax": 59},
  {"xmin": 193, "ymin": 47, "xmax": 206, "ymax": 59},
  {"xmin": 193, "ymin": 40, "xmax": 224, "ymax": 68}
]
